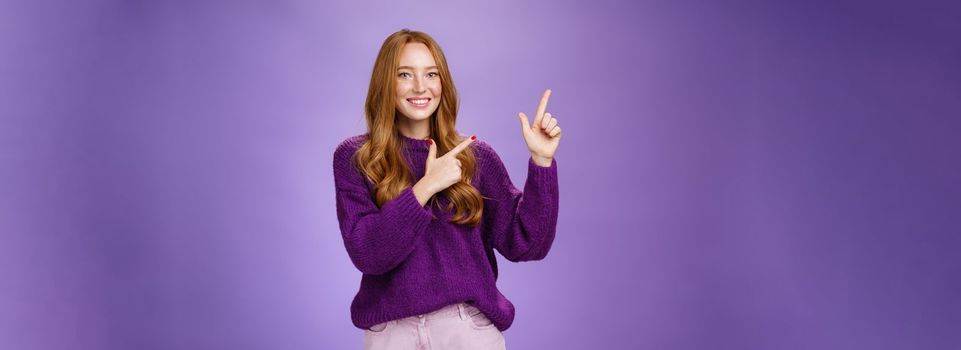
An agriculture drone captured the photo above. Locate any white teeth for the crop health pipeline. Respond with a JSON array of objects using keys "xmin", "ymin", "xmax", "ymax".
[{"xmin": 408, "ymin": 99, "xmax": 429, "ymax": 105}]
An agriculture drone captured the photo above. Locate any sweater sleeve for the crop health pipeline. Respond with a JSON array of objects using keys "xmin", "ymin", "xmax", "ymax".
[
  {"xmin": 333, "ymin": 142, "xmax": 434, "ymax": 275},
  {"xmin": 480, "ymin": 145, "xmax": 559, "ymax": 262}
]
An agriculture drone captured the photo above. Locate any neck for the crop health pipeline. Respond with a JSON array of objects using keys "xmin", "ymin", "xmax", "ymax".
[{"xmin": 397, "ymin": 116, "xmax": 430, "ymax": 139}]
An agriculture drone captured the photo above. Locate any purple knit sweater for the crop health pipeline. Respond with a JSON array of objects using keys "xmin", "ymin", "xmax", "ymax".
[{"xmin": 332, "ymin": 133, "xmax": 559, "ymax": 332}]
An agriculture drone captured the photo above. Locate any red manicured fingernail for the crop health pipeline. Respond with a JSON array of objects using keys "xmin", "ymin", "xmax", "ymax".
[
  {"xmin": 470, "ymin": 135, "xmax": 476, "ymax": 140},
  {"xmin": 427, "ymin": 139, "xmax": 433, "ymax": 145}
]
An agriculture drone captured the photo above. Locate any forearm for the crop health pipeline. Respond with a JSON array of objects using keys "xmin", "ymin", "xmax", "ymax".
[
  {"xmin": 339, "ymin": 187, "xmax": 434, "ymax": 274},
  {"xmin": 490, "ymin": 157, "xmax": 559, "ymax": 261}
]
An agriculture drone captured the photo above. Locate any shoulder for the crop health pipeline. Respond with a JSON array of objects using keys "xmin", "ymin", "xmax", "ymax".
[
  {"xmin": 333, "ymin": 134, "xmax": 369, "ymax": 182},
  {"xmin": 470, "ymin": 139, "xmax": 500, "ymax": 165},
  {"xmin": 469, "ymin": 139, "xmax": 512, "ymax": 195},
  {"xmin": 470, "ymin": 138, "xmax": 494, "ymax": 153},
  {"xmin": 333, "ymin": 133, "xmax": 368, "ymax": 162},
  {"xmin": 469, "ymin": 139, "xmax": 508, "ymax": 175}
]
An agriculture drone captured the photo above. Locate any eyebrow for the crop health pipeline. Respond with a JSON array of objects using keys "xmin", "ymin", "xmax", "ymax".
[{"xmin": 397, "ymin": 66, "xmax": 438, "ymax": 70}]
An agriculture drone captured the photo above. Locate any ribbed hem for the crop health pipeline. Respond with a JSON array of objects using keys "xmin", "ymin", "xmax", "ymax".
[{"xmin": 351, "ymin": 279, "xmax": 516, "ymax": 332}]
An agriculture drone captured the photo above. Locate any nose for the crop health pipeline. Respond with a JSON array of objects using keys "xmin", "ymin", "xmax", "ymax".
[{"xmin": 413, "ymin": 76, "xmax": 427, "ymax": 93}]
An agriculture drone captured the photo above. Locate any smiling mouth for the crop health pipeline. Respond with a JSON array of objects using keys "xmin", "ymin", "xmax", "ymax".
[{"xmin": 406, "ymin": 98, "xmax": 431, "ymax": 107}]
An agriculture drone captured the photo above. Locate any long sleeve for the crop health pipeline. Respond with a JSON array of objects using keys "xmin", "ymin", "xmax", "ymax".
[
  {"xmin": 333, "ymin": 142, "xmax": 434, "ymax": 275},
  {"xmin": 480, "ymin": 146, "xmax": 559, "ymax": 262}
]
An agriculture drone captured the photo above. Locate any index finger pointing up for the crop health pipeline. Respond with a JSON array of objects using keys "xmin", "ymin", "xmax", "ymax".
[
  {"xmin": 533, "ymin": 89, "xmax": 552, "ymax": 125},
  {"xmin": 443, "ymin": 135, "xmax": 476, "ymax": 158}
]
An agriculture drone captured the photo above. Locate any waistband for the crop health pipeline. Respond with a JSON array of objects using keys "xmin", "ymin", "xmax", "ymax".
[{"xmin": 397, "ymin": 302, "xmax": 479, "ymax": 325}]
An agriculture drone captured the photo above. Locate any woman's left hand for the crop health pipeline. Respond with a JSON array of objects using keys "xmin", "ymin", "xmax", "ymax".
[{"xmin": 518, "ymin": 89, "xmax": 562, "ymax": 167}]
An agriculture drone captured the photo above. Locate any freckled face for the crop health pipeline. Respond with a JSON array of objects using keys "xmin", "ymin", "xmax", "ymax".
[{"xmin": 395, "ymin": 42, "xmax": 441, "ymax": 122}]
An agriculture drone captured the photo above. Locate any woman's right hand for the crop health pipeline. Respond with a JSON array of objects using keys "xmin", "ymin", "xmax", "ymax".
[{"xmin": 412, "ymin": 136, "xmax": 475, "ymax": 206}]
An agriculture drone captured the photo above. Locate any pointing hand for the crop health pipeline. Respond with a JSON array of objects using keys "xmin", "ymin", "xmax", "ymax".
[
  {"xmin": 422, "ymin": 135, "xmax": 476, "ymax": 195},
  {"xmin": 518, "ymin": 89, "xmax": 561, "ymax": 167}
]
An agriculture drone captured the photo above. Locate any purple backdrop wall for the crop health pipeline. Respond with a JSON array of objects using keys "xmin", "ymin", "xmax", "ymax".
[{"xmin": 2, "ymin": 0, "xmax": 959, "ymax": 349}]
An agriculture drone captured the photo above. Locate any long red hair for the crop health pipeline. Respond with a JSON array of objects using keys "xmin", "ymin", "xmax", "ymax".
[{"xmin": 354, "ymin": 29, "xmax": 483, "ymax": 226}]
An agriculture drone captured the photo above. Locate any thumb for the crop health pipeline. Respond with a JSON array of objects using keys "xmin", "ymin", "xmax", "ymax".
[
  {"xmin": 427, "ymin": 139, "xmax": 437, "ymax": 160},
  {"xmin": 518, "ymin": 112, "xmax": 532, "ymax": 137}
]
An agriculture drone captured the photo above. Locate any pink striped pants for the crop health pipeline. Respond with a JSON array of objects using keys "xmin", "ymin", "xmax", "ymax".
[{"xmin": 363, "ymin": 302, "xmax": 507, "ymax": 350}]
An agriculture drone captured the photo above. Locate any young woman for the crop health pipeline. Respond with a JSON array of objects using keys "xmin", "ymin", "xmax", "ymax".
[{"xmin": 333, "ymin": 29, "xmax": 562, "ymax": 350}]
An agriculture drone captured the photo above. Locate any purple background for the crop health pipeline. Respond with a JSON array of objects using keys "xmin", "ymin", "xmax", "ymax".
[{"xmin": 2, "ymin": 0, "xmax": 960, "ymax": 349}]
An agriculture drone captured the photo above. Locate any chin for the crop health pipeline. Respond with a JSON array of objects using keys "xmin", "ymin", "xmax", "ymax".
[
  {"xmin": 403, "ymin": 109, "xmax": 436, "ymax": 121},
  {"xmin": 406, "ymin": 112, "xmax": 431, "ymax": 121}
]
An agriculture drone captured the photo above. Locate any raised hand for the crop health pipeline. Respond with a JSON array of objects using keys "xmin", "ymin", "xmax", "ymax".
[
  {"xmin": 411, "ymin": 136, "xmax": 476, "ymax": 206},
  {"xmin": 518, "ymin": 89, "xmax": 561, "ymax": 167}
]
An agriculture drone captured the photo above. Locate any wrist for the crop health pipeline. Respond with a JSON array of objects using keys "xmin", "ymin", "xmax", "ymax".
[
  {"xmin": 413, "ymin": 179, "xmax": 437, "ymax": 197},
  {"xmin": 531, "ymin": 154, "xmax": 553, "ymax": 167}
]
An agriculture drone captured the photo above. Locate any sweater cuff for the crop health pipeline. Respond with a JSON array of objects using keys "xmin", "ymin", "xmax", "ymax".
[
  {"xmin": 385, "ymin": 186, "xmax": 434, "ymax": 227},
  {"xmin": 526, "ymin": 156, "xmax": 558, "ymax": 198},
  {"xmin": 383, "ymin": 187, "xmax": 434, "ymax": 240},
  {"xmin": 528, "ymin": 156, "xmax": 557, "ymax": 180}
]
